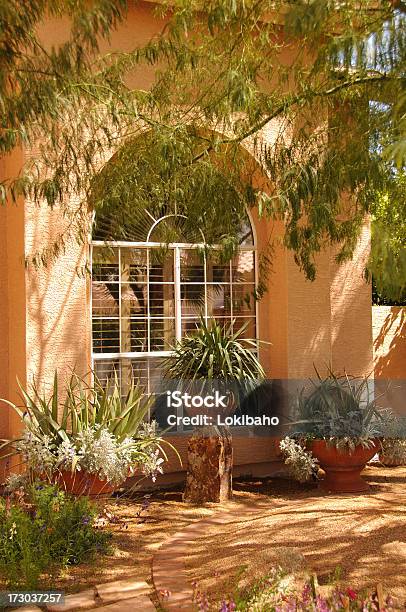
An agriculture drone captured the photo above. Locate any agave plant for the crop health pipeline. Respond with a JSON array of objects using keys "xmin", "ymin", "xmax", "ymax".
[
  {"xmin": 292, "ymin": 369, "xmax": 389, "ymax": 449},
  {"xmin": 1, "ymin": 372, "xmax": 174, "ymax": 486}
]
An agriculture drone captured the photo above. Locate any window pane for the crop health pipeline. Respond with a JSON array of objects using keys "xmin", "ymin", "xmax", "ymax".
[
  {"xmin": 232, "ymin": 251, "xmax": 255, "ymax": 284},
  {"xmin": 233, "ymin": 317, "xmax": 256, "ymax": 338},
  {"xmin": 93, "ymin": 358, "xmax": 120, "ymax": 387},
  {"xmin": 149, "ymin": 248, "xmax": 174, "ymax": 283},
  {"xmin": 181, "ymin": 283, "xmax": 205, "ymax": 317},
  {"xmin": 128, "ymin": 356, "xmax": 165, "ymax": 394},
  {"xmin": 92, "ymin": 247, "xmax": 119, "ymax": 282},
  {"xmin": 149, "ymin": 283, "xmax": 175, "ymax": 317},
  {"xmin": 206, "ymin": 252, "xmax": 231, "ymax": 283},
  {"xmin": 180, "ymin": 249, "xmax": 205, "ymax": 283},
  {"xmin": 121, "ymin": 317, "xmax": 147, "ymax": 353},
  {"xmin": 150, "ymin": 318, "xmax": 175, "ymax": 351},
  {"xmin": 92, "ymin": 319, "xmax": 120, "ymax": 353},
  {"xmin": 121, "ymin": 249, "xmax": 147, "ymax": 283},
  {"xmin": 181, "ymin": 317, "xmax": 200, "ymax": 336},
  {"xmin": 206, "ymin": 284, "xmax": 232, "ymax": 317},
  {"xmin": 121, "ymin": 282, "xmax": 147, "ymax": 316},
  {"xmin": 232, "ymin": 284, "xmax": 256, "ymax": 315},
  {"xmin": 92, "ymin": 283, "xmax": 119, "ymax": 316}
]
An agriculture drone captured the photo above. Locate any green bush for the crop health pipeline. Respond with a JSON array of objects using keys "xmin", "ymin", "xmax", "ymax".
[{"xmin": 0, "ymin": 482, "xmax": 112, "ymax": 589}]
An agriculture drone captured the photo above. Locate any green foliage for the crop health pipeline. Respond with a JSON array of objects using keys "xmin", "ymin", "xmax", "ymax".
[
  {"xmin": 367, "ymin": 170, "xmax": 406, "ymax": 303},
  {"xmin": 1, "ymin": 0, "xmax": 406, "ymax": 292},
  {"xmin": 0, "ymin": 482, "xmax": 111, "ymax": 588},
  {"xmin": 162, "ymin": 316, "xmax": 265, "ymax": 382},
  {"xmin": 4, "ymin": 371, "xmax": 154, "ymax": 442},
  {"xmin": 1, "ymin": 372, "xmax": 173, "ymax": 485},
  {"xmin": 91, "ymin": 130, "xmax": 254, "ymax": 247},
  {"xmin": 292, "ymin": 369, "xmax": 388, "ymax": 449}
]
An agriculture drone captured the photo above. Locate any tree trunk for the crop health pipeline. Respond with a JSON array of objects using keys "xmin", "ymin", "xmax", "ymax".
[{"xmin": 183, "ymin": 425, "xmax": 233, "ymax": 503}]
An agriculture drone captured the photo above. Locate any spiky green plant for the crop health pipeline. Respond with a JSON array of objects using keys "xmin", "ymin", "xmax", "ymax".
[
  {"xmin": 162, "ymin": 317, "xmax": 265, "ymax": 382},
  {"xmin": 2, "ymin": 372, "xmax": 152, "ymax": 443},
  {"xmin": 293, "ymin": 369, "xmax": 389, "ymax": 450}
]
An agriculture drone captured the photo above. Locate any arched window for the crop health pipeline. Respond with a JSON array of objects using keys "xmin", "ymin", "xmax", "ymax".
[{"xmin": 91, "ymin": 213, "xmax": 257, "ymax": 394}]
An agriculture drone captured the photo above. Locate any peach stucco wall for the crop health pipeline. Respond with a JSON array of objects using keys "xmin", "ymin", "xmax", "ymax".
[
  {"xmin": 0, "ymin": 149, "xmax": 27, "ymax": 478},
  {"xmin": 25, "ymin": 201, "xmax": 90, "ymax": 389},
  {"xmin": 0, "ymin": 1, "xmax": 382, "ymax": 482},
  {"xmin": 373, "ymin": 306, "xmax": 406, "ymax": 380},
  {"xmin": 372, "ymin": 306, "xmax": 405, "ymax": 416}
]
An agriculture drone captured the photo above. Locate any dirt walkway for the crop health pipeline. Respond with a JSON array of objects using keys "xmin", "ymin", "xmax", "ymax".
[{"xmin": 185, "ymin": 466, "xmax": 406, "ymax": 604}]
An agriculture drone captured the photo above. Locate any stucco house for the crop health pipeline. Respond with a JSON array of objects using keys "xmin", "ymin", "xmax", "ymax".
[{"xmin": 0, "ymin": 1, "xmax": 405, "ymax": 485}]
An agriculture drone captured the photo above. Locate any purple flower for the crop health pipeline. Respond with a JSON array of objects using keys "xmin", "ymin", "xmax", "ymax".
[
  {"xmin": 301, "ymin": 583, "xmax": 311, "ymax": 604},
  {"xmin": 315, "ymin": 595, "xmax": 329, "ymax": 612}
]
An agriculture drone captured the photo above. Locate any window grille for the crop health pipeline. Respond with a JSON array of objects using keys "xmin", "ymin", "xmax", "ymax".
[{"xmin": 91, "ymin": 215, "xmax": 257, "ymax": 403}]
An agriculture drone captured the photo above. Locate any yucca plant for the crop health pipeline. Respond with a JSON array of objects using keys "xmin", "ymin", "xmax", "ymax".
[{"xmin": 162, "ymin": 316, "xmax": 265, "ymax": 382}]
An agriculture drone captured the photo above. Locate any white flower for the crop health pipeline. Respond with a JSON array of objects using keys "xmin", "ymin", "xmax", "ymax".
[
  {"xmin": 17, "ymin": 419, "xmax": 165, "ymax": 487},
  {"xmin": 4, "ymin": 473, "xmax": 28, "ymax": 493},
  {"xmin": 9, "ymin": 522, "xmax": 17, "ymax": 540},
  {"xmin": 16, "ymin": 431, "xmax": 56, "ymax": 473},
  {"xmin": 280, "ymin": 436, "xmax": 318, "ymax": 483},
  {"xmin": 56, "ymin": 439, "xmax": 78, "ymax": 469}
]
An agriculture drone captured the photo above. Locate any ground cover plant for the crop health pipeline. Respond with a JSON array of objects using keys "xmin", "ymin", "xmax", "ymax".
[{"xmin": 0, "ymin": 481, "xmax": 112, "ymax": 589}]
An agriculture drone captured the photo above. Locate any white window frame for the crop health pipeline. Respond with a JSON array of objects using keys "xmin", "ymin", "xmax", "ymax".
[{"xmin": 90, "ymin": 210, "xmax": 259, "ymax": 397}]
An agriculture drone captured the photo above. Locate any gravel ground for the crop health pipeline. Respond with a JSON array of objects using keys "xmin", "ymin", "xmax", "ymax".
[
  {"xmin": 185, "ymin": 466, "xmax": 406, "ymax": 606},
  {"xmin": 2, "ymin": 465, "xmax": 404, "ymax": 608}
]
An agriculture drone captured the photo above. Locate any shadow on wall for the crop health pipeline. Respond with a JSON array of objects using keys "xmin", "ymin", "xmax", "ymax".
[
  {"xmin": 373, "ymin": 306, "xmax": 406, "ymax": 416},
  {"xmin": 373, "ymin": 307, "xmax": 406, "ymax": 379}
]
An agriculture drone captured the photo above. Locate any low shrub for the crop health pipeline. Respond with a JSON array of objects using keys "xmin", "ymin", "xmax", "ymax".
[{"xmin": 0, "ymin": 482, "xmax": 112, "ymax": 588}]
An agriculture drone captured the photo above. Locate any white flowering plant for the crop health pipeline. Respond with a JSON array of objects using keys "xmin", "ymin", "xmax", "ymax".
[
  {"xmin": 2, "ymin": 372, "xmax": 176, "ymax": 489},
  {"xmin": 279, "ymin": 436, "xmax": 319, "ymax": 483}
]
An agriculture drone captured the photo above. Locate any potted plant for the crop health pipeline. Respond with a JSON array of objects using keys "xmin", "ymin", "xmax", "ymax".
[
  {"xmin": 379, "ymin": 416, "xmax": 406, "ymax": 466},
  {"xmin": 162, "ymin": 316, "xmax": 265, "ymax": 503},
  {"xmin": 2, "ymin": 372, "xmax": 172, "ymax": 496},
  {"xmin": 291, "ymin": 370, "xmax": 388, "ymax": 493}
]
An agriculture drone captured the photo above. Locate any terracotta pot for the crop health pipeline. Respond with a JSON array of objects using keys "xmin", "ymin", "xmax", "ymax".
[
  {"xmin": 309, "ymin": 440, "xmax": 379, "ymax": 493},
  {"xmin": 53, "ymin": 470, "xmax": 115, "ymax": 497},
  {"xmin": 379, "ymin": 454, "xmax": 404, "ymax": 467}
]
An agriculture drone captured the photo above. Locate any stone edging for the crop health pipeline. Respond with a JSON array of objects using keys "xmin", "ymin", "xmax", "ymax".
[
  {"xmin": 18, "ymin": 578, "xmax": 155, "ymax": 612},
  {"xmin": 152, "ymin": 501, "xmax": 272, "ymax": 611}
]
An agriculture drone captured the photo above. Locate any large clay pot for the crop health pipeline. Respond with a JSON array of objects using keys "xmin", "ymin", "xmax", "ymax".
[
  {"xmin": 309, "ymin": 440, "xmax": 379, "ymax": 493},
  {"xmin": 53, "ymin": 470, "xmax": 115, "ymax": 497}
]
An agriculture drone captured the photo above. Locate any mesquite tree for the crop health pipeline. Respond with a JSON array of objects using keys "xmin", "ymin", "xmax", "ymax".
[{"xmin": 1, "ymin": 0, "xmax": 405, "ymax": 298}]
